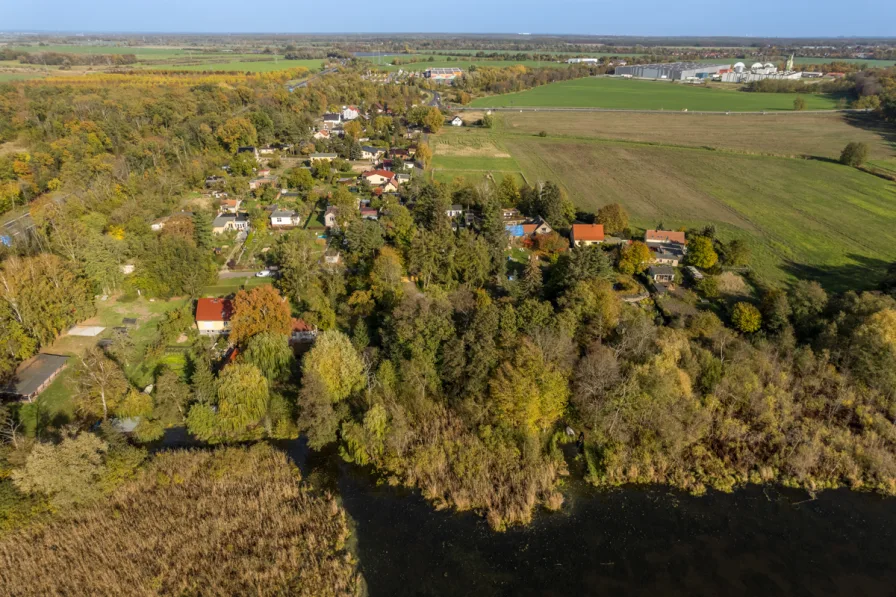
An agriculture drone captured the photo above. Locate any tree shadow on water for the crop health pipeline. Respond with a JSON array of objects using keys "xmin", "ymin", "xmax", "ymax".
[{"xmin": 780, "ymin": 253, "xmax": 892, "ymax": 293}]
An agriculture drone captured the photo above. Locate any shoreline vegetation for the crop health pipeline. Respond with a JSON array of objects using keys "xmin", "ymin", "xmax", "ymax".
[{"xmin": 0, "ymin": 36, "xmax": 895, "ymax": 557}]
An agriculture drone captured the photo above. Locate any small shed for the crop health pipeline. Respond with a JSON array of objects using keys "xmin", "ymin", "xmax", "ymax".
[{"xmin": 1, "ymin": 354, "xmax": 69, "ymax": 401}]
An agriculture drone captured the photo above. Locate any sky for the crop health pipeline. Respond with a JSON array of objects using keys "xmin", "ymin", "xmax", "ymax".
[{"xmin": 2, "ymin": 0, "xmax": 895, "ymax": 38}]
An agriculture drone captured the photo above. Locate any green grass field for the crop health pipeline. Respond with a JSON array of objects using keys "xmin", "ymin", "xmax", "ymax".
[
  {"xmin": 469, "ymin": 77, "xmax": 842, "ymax": 111},
  {"xmin": 432, "ymin": 116, "xmax": 896, "ymax": 290},
  {"xmin": 157, "ymin": 59, "xmax": 322, "ymax": 72},
  {"xmin": 376, "ymin": 58, "xmax": 569, "ymax": 72},
  {"xmin": 2, "ymin": 45, "xmax": 321, "ymax": 75},
  {"xmin": 430, "ymin": 130, "xmax": 528, "ymax": 187},
  {"xmin": 5, "ymin": 44, "xmax": 203, "ymax": 56},
  {"xmin": 431, "ymin": 155, "xmax": 521, "ymax": 171},
  {"xmin": 793, "ymin": 57, "xmax": 896, "ymax": 67},
  {"xmin": 202, "ymin": 275, "xmax": 271, "ymax": 297},
  {"xmin": 0, "ymin": 73, "xmax": 47, "ymax": 82}
]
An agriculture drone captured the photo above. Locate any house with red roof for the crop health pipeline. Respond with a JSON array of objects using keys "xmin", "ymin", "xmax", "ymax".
[
  {"xmin": 195, "ymin": 297, "xmax": 233, "ymax": 336},
  {"xmin": 645, "ymin": 230, "xmax": 687, "ymax": 248},
  {"xmin": 571, "ymin": 223, "xmax": 605, "ymax": 247},
  {"xmin": 361, "ymin": 170, "xmax": 397, "ymax": 186}
]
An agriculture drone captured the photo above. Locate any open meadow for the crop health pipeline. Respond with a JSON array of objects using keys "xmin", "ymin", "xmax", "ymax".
[
  {"xmin": 0, "ymin": 44, "xmax": 322, "ymax": 75},
  {"xmin": 429, "ymin": 130, "xmax": 529, "ymax": 187},
  {"xmin": 498, "ymin": 111, "xmax": 896, "ymax": 160},
  {"xmin": 433, "ymin": 113, "xmax": 896, "ymax": 290},
  {"xmin": 376, "ymin": 58, "xmax": 570, "ymax": 72},
  {"xmin": 468, "ymin": 77, "xmax": 842, "ymax": 110}
]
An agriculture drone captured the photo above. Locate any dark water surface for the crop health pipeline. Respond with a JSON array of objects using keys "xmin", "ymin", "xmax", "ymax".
[{"xmin": 280, "ymin": 439, "xmax": 896, "ymax": 597}]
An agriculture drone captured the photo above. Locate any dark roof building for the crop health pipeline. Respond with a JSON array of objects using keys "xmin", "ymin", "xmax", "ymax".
[{"xmin": 1, "ymin": 353, "xmax": 69, "ymax": 400}]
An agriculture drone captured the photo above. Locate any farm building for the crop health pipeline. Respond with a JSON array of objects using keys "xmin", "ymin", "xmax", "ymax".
[
  {"xmin": 1, "ymin": 354, "xmax": 69, "ymax": 401},
  {"xmin": 567, "ymin": 58, "xmax": 599, "ymax": 64},
  {"xmin": 424, "ymin": 67, "xmax": 464, "ymax": 82},
  {"xmin": 614, "ymin": 62, "xmax": 730, "ymax": 81}
]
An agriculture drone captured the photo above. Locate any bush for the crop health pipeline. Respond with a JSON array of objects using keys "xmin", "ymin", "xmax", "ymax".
[
  {"xmin": 840, "ymin": 142, "xmax": 869, "ymax": 167},
  {"xmin": 537, "ymin": 130, "xmax": 547, "ymax": 137},
  {"xmin": 731, "ymin": 302, "xmax": 762, "ymax": 333}
]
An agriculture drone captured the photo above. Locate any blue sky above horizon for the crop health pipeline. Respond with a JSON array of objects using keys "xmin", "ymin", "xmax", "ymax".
[{"xmin": 2, "ymin": 0, "xmax": 895, "ymax": 38}]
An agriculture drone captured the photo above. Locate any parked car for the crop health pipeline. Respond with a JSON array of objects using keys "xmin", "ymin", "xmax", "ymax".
[{"xmin": 255, "ymin": 270, "xmax": 272, "ymax": 278}]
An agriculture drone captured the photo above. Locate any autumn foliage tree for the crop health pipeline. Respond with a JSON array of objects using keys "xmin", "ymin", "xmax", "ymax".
[
  {"xmin": 687, "ymin": 236, "xmax": 718, "ymax": 269},
  {"xmin": 216, "ymin": 117, "xmax": 258, "ymax": 153},
  {"xmin": 596, "ymin": 203, "xmax": 630, "ymax": 235},
  {"xmin": 617, "ymin": 241, "xmax": 652, "ymax": 275},
  {"xmin": 489, "ymin": 339, "xmax": 569, "ymax": 434},
  {"xmin": 229, "ymin": 285, "xmax": 292, "ymax": 345},
  {"xmin": 731, "ymin": 302, "xmax": 762, "ymax": 333}
]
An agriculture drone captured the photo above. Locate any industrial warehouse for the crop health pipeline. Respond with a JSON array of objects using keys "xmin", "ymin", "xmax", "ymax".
[
  {"xmin": 613, "ymin": 61, "xmax": 731, "ymax": 80},
  {"xmin": 715, "ymin": 56, "xmax": 803, "ymax": 83}
]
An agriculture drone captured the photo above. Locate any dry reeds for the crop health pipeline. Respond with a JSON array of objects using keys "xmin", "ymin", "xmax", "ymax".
[{"xmin": 0, "ymin": 444, "xmax": 363, "ymax": 596}]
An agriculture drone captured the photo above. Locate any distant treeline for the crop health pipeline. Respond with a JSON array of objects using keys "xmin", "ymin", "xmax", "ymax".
[
  {"xmin": 450, "ymin": 64, "xmax": 603, "ymax": 100},
  {"xmin": 0, "ymin": 49, "xmax": 138, "ymax": 66}
]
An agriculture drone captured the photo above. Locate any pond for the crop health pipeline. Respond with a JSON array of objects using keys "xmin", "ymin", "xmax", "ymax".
[{"xmin": 282, "ymin": 438, "xmax": 896, "ymax": 597}]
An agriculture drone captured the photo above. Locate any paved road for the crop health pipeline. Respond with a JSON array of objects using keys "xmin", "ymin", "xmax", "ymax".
[
  {"xmin": 428, "ymin": 91, "xmax": 442, "ymax": 108},
  {"xmin": 289, "ymin": 66, "xmax": 338, "ymax": 90}
]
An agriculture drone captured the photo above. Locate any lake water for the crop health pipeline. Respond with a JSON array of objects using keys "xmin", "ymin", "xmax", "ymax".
[{"xmin": 282, "ymin": 439, "xmax": 896, "ymax": 597}]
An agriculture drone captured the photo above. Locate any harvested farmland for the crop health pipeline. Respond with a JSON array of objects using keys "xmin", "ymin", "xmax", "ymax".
[{"xmin": 504, "ymin": 136, "xmax": 896, "ymax": 290}]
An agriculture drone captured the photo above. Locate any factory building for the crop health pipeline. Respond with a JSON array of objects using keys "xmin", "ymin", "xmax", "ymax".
[
  {"xmin": 424, "ymin": 67, "xmax": 464, "ymax": 82},
  {"xmin": 716, "ymin": 58, "xmax": 802, "ymax": 83},
  {"xmin": 613, "ymin": 62, "xmax": 731, "ymax": 81}
]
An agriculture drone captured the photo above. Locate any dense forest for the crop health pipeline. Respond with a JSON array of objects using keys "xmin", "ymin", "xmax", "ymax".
[{"xmin": 0, "ymin": 62, "xmax": 895, "ymax": 545}]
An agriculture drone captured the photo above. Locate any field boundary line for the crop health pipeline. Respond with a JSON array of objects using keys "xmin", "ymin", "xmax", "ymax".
[{"xmin": 462, "ymin": 107, "xmax": 867, "ymax": 116}]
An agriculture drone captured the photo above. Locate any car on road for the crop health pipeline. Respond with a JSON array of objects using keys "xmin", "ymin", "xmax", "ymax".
[{"xmin": 255, "ymin": 270, "xmax": 272, "ymax": 278}]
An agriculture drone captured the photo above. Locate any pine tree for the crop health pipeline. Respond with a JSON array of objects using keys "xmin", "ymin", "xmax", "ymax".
[
  {"xmin": 192, "ymin": 210, "xmax": 213, "ymax": 250},
  {"xmin": 521, "ymin": 257, "xmax": 543, "ymax": 297}
]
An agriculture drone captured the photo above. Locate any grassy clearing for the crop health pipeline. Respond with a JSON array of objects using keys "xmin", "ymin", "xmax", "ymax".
[
  {"xmin": 430, "ymin": 128, "xmax": 527, "ymax": 186},
  {"xmin": 16, "ymin": 364, "xmax": 77, "ymax": 436},
  {"xmin": 15, "ymin": 295, "xmax": 193, "ymax": 433},
  {"xmin": 499, "ymin": 111, "xmax": 896, "ymax": 160},
  {"xmin": 506, "ymin": 134, "xmax": 896, "ymax": 290},
  {"xmin": 203, "ymin": 275, "xmax": 271, "ymax": 297},
  {"xmin": 431, "ymin": 155, "xmax": 521, "ymax": 171},
  {"xmin": 469, "ymin": 77, "xmax": 841, "ymax": 111}
]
